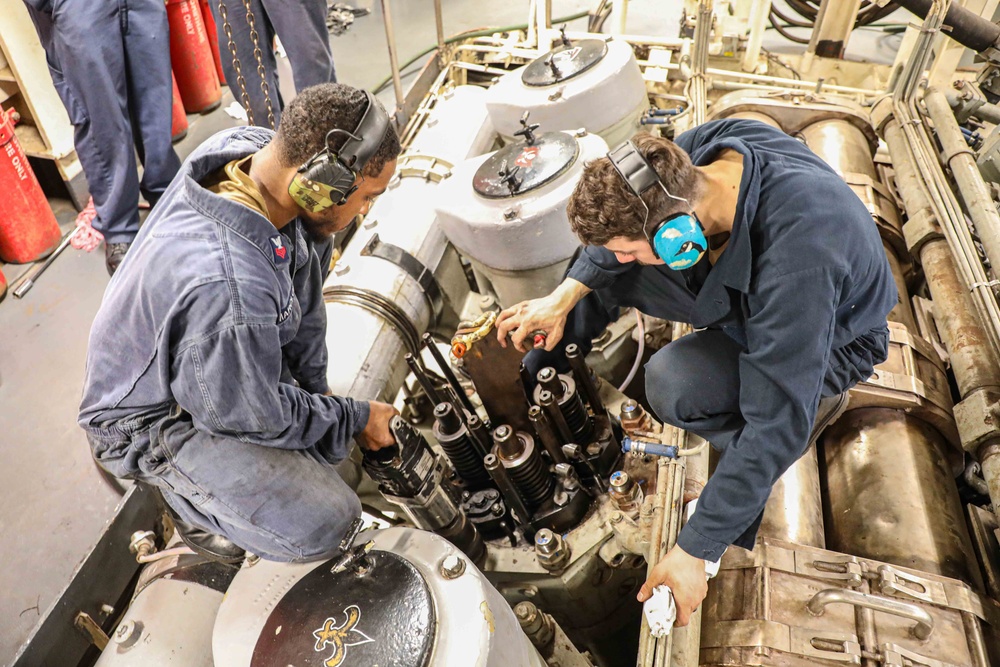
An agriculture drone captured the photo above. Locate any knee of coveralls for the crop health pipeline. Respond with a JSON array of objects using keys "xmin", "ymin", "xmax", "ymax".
[
  {"xmin": 643, "ymin": 329, "xmax": 745, "ymax": 450},
  {"xmin": 140, "ymin": 414, "xmax": 363, "ymax": 562}
]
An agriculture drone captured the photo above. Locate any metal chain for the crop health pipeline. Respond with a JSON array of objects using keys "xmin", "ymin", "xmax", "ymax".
[
  {"xmin": 217, "ymin": 0, "xmax": 255, "ymax": 126},
  {"xmin": 241, "ymin": 0, "xmax": 276, "ymax": 130}
]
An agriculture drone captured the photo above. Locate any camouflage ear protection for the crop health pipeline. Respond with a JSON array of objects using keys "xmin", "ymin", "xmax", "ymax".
[
  {"xmin": 288, "ymin": 90, "xmax": 391, "ymax": 213},
  {"xmin": 607, "ymin": 140, "xmax": 707, "ymax": 270}
]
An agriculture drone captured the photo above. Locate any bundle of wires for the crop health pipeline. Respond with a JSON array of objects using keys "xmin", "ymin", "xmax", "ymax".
[{"xmin": 769, "ymin": 0, "xmax": 900, "ymax": 44}]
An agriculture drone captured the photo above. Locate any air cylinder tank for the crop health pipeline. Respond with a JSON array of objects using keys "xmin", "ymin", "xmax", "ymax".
[
  {"xmin": 485, "ymin": 37, "xmax": 647, "ymax": 147},
  {"xmin": 435, "ymin": 129, "xmax": 609, "ymax": 307},
  {"xmin": 212, "ymin": 527, "xmax": 546, "ymax": 667}
]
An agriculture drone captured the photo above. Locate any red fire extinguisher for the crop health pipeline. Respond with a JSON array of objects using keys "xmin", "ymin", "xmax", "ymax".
[
  {"xmin": 199, "ymin": 0, "xmax": 226, "ymax": 85},
  {"xmin": 170, "ymin": 74, "xmax": 189, "ymax": 143},
  {"xmin": 166, "ymin": 0, "xmax": 222, "ymax": 114},
  {"xmin": 0, "ymin": 109, "xmax": 61, "ymax": 264}
]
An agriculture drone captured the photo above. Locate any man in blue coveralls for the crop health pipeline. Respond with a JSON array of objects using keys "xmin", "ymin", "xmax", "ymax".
[
  {"xmin": 78, "ymin": 84, "xmax": 401, "ymax": 561},
  {"xmin": 496, "ymin": 119, "xmax": 897, "ymax": 625},
  {"xmin": 24, "ymin": 0, "xmax": 181, "ymax": 275}
]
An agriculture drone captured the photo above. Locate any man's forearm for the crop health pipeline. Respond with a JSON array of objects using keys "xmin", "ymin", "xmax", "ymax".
[{"xmin": 551, "ymin": 278, "xmax": 592, "ymax": 314}]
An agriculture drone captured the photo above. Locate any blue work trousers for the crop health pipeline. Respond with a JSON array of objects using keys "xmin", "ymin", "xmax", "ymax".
[
  {"xmin": 208, "ymin": 0, "xmax": 336, "ymax": 128},
  {"xmin": 89, "ymin": 407, "xmax": 361, "ymax": 562},
  {"xmin": 26, "ymin": 0, "xmax": 181, "ymax": 243}
]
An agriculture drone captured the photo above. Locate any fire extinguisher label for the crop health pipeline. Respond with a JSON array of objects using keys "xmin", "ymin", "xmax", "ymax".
[{"xmin": 4, "ymin": 142, "xmax": 28, "ymax": 182}]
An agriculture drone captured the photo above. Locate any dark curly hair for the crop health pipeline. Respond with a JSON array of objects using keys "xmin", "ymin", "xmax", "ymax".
[
  {"xmin": 567, "ymin": 133, "xmax": 704, "ymax": 246},
  {"xmin": 274, "ymin": 83, "xmax": 401, "ymax": 177}
]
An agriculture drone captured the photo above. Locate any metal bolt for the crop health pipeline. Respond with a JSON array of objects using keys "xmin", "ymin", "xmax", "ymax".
[
  {"xmin": 610, "ymin": 512, "xmax": 624, "ymax": 524},
  {"xmin": 491, "ymin": 502, "xmax": 505, "ymax": 516},
  {"xmin": 440, "ymin": 554, "xmax": 466, "ymax": 579},
  {"xmin": 535, "ymin": 529, "xmax": 554, "ymax": 548},
  {"xmin": 515, "ymin": 601, "xmax": 535, "ymax": 622},
  {"xmin": 113, "ymin": 620, "xmax": 141, "ymax": 648},
  {"xmin": 128, "ymin": 531, "xmax": 156, "ymax": 559},
  {"xmin": 503, "ymin": 208, "xmax": 518, "ymax": 221}
]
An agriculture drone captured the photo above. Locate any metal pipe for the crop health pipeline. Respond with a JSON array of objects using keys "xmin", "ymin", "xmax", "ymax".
[
  {"xmin": 484, "ymin": 451, "xmax": 532, "ymax": 527},
  {"xmin": 538, "ymin": 390, "xmax": 574, "ymax": 443},
  {"xmin": 741, "ymin": 0, "xmax": 772, "ymax": 73},
  {"xmin": 807, "ymin": 0, "xmax": 862, "ymax": 59},
  {"xmin": 528, "ymin": 406, "xmax": 567, "ymax": 464},
  {"xmin": 963, "ymin": 611, "xmax": 992, "ymax": 667},
  {"xmin": 422, "ymin": 333, "xmax": 478, "ymax": 417},
  {"xmin": 946, "ymin": 89, "xmax": 1000, "ymax": 125},
  {"xmin": 806, "ymin": 588, "xmax": 934, "ymax": 640},
  {"xmin": 12, "ymin": 228, "xmax": 79, "ymax": 299},
  {"xmin": 405, "ymin": 353, "xmax": 445, "ymax": 406},
  {"xmin": 379, "ymin": 0, "xmax": 405, "ymax": 110},
  {"xmin": 565, "ymin": 344, "xmax": 604, "ymax": 413},
  {"xmin": 432, "ymin": 0, "xmax": 444, "ymax": 53},
  {"xmin": 881, "ymin": 118, "xmax": 1000, "ymax": 390},
  {"xmin": 925, "ymin": 88, "xmax": 1000, "ymax": 296}
]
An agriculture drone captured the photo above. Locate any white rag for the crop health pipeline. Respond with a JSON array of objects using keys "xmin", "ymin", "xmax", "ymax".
[{"xmin": 643, "ymin": 585, "xmax": 677, "ymax": 638}]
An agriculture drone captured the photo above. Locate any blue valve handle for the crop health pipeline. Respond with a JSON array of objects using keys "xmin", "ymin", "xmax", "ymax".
[{"xmin": 621, "ymin": 436, "xmax": 679, "ymax": 458}]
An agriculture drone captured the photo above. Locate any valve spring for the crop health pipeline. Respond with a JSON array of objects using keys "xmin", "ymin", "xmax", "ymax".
[
  {"xmin": 559, "ymin": 390, "xmax": 594, "ymax": 444},
  {"xmin": 436, "ymin": 429, "xmax": 492, "ymax": 489},
  {"xmin": 505, "ymin": 445, "xmax": 555, "ymax": 509}
]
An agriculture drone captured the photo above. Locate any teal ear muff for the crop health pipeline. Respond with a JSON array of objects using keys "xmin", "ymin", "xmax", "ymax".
[
  {"xmin": 287, "ymin": 89, "xmax": 391, "ymax": 213},
  {"xmin": 650, "ymin": 212, "xmax": 707, "ymax": 270},
  {"xmin": 606, "ymin": 140, "xmax": 705, "ymax": 271}
]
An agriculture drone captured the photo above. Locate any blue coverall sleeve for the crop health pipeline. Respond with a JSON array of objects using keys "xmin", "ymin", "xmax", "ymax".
[
  {"xmin": 676, "ymin": 266, "xmax": 843, "ymax": 561},
  {"xmin": 282, "ymin": 244, "xmax": 331, "ymax": 395},
  {"xmin": 566, "ymin": 245, "xmax": 635, "ymax": 290},
  {"xmin": 171, "ymin": 321, "xmax": 369, "ymax": 462}
]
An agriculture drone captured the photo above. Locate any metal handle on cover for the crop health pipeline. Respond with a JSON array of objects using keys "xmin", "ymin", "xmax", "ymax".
[{"xmin": 806, "ymin": 588, "xmax": 934, "ymax": 641}]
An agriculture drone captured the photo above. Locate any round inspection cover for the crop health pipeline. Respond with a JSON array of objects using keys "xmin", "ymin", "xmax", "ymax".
[
  {"xmin": 473, "ymin": 132, "xmax": 580, "ymax": 199},
  {"xmin": 250, "ymin": 550, "xmax": 435, "ymax": 667},
  {"xmin": 521, "ymin": 39, "xmax": 609, "ymax": 87}
]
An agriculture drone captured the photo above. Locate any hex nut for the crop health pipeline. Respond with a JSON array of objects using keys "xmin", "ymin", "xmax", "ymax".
[{"xmin": 440, "ymin": 554, "xmax": 466, "ymax": 579}]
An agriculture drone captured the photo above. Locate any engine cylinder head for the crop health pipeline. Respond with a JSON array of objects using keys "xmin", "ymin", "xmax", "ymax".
[
  {"xmin": 494, "ymin": 426, "xmax": 554, "ymax": 509},
  {"xmin": 433, "ymin": 403, "xmax": 492, "ymax": 489}
]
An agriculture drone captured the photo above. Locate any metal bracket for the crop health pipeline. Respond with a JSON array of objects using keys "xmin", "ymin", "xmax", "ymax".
[{"xmin": 361, "ymin": 233, "xmax": 445, "ymax": 323}]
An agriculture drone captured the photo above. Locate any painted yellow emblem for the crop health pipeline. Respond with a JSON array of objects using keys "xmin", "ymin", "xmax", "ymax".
[
  {"xmin": 480, "ymin": 600, "xmax": 495, "ymax": 633},
  {"xmin": 312, "ymin": 605, "xmax": 374, "ymax": 667}
]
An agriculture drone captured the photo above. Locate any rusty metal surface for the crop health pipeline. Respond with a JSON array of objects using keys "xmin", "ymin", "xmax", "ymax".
[
  {"xmin": 821, "ymin": 408, "xmax": 984, "ymax": 590},
  {"xmin": 461, "ymin": 328, "xmax": 533, "ymax": 432},
  {"xmin": 701, "ymin": 538, "xmax": 997, "ymax": 667}
]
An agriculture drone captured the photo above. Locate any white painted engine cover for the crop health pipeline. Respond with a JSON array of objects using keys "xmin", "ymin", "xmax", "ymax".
[
  {"xmin": 212, "ymin": 527, "xmax": 545, "ymax": 667},
  {"xmin": 434, "ymin": 131, "xmax": 608, "ymax": 276},
  {"xmin": 485, "ymin": 38, "xmax": 647, "ymax": 146}
]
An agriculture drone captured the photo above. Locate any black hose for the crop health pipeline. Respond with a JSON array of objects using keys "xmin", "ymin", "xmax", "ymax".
[
  {"xmin": 895, "ymin": 0, "xmax": 1000, "ymax": 52},
  {"xmin": 769, "ymin": 9, "xmax": 813, "ymax": 44}
]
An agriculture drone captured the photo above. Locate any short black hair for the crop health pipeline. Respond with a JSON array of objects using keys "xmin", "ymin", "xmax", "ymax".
[{"xmin": 274, "ymin": 83, "xmax": 401, "ymax": 177}]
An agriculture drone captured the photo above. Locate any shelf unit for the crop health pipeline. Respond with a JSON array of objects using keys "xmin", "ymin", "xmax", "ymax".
[{"xmin": 0, "ymin": 0, "xmax": 86, "ymax": 209}]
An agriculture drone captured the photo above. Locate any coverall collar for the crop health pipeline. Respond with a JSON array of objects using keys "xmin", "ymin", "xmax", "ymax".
[
  {"xmin": 687, "ymin": 138, "xmax": 759, "ymax": 326},
  {"xmin": 177, "ymin": 126, "xmax": 295, "ymax": 271}
]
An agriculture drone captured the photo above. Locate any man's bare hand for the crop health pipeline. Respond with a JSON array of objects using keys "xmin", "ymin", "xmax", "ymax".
[
  {"xmin": 637, "ymin": 545, "xmax": 709, "ymax": 627},
  {"xmin": 356, "ymin": 401, "xmax": 399, "ymax": 451},
  {"xmin": 495, "ymin": 295, "xmax": 570, "ymax": 353}
]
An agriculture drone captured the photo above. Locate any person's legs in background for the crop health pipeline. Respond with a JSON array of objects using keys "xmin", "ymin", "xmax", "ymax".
[
  {"xmin": 209, "ymin": 0, "xmax": 284, "ymax": 128},
  {"xmin": 27, "ymin": 0, "xmax": 143, "ymax": 275},
  {"xmin": 122, "ymin": 0, "xmax": 181, "ymax": 207},
  {"xmin": 264, "ymin": 0, "xmax": 337, "ymax": 88}
]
